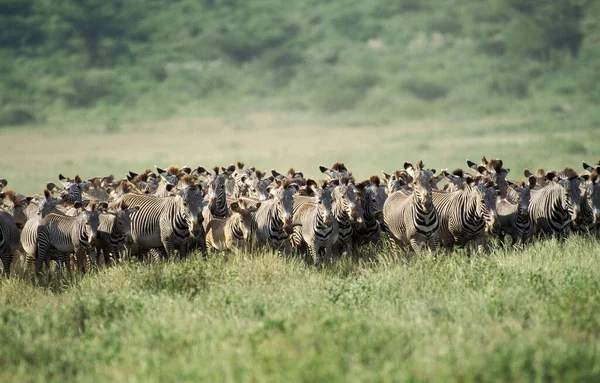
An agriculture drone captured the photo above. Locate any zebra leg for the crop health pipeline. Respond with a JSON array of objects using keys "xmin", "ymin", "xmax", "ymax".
[
  {"xmin": 2, "ymin": 255, "xmax": 11, "ymax": 277},
  {"xmin": 309, "ymin": 244, "xmax": 319, "ymax": 266},
  {"xmin": 409, "ymin": 238, "xmax": 422, "ymax": 256},
  {"xmin": 475, "ymin": 236, "xmax": 488, "ymax": 254}
]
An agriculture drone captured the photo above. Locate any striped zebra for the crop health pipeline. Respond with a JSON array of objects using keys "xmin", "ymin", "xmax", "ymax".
[
  {"xmin": 330, "ymin": 176, "xmax": 364, "ymax": 257},
  {"xmin": 245, "ymin": 170, "xmax": 274, "ymax": 201},
  {"xmin": 529, "ymin": 168, "xmax": 581, "ymax": 240},
  {"xmin": 1, "ymin": 189, "xmax": 31, "ymax": 229},
  {"xmin": 383, "ymin": 161, "xmax": 440, "ymax": 254},
  {"xmin": 441, "ymin": 169, "xmax": 470, "ymax": 192},
  {"xmin": 319, "ymin": 162, "xmax": 349, "ymax": 181},
  {"xmin": 0, "ymin": 209, "xmax": 21, "ymax": 276},
  {"xmin": 96, "ymin": 202, "xmax": 139, "ymax": 265},
  {"xmin": 467, "ymin": 157, "xmax": 512, "ymax": 201},
  {"xmin": 36, "ymin": 203, "xmax": 105, "ymax": 275},
  {"xmin": 205, "ymin": 199, "xmax": 261, "ymax": 253},
  {"xmin": 251, "ymin": 179, "xmax": 298, "ymax": 254},
  {"xmin": 21, "ymin": 190, "xmax": 62, "ymax": 269},
  {"xmin": 0, "ymin": 179, "xmax": 7, "ymax": 193},
  {"xmin": 110, "ymin": 176, "xmax": 204, "ymax": 259},
  {"xmin": 497, "ymin": 176, "xmax": 537, "ymax": 246},
  {"xmin": 201, "ymin": 166, "xmax": 234, "ymax": 229},
  {"xmin": 127, "ymin": 169, "xmax": 159, "ymax": 194},
  {"xmin": 382, "ymin": 170, "xmax": 409, "ymax": 194},
  {"xmin": 575, "ymin": 163, "xmax": 600, "ymax": 234},
  {"xmin": 58, "ymin": 174, "xmax": 90, "ymax": 204},
  {"xmin": 353, "ymin": 176, "xmax": 386, "ymax": 247},
  {"xmin": 432, "ymin": 177, "xmax": 499, "ymax": 253},
  {"xmin": 228, "ymin": 162, "xmax": 255, "ymax": 198},
  {"xmin": 290, "ymin": 180, "xmax": 335, "ymax": 265}
]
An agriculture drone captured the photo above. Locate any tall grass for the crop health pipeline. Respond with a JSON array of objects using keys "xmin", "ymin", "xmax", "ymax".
[{"xmin": 2, "ymin": 237, "xmax": 600, "ymax": 381}]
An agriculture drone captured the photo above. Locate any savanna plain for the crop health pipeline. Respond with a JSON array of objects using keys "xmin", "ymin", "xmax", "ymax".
[{"xmin": 2, "ymin": 0, "xmax": 600, "ymax": 381}]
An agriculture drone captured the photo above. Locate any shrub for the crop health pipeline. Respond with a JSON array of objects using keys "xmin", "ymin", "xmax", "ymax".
[
  {"xmin": 488, "ymin": 74, "xmax": 529, "ymax": 99},
  {"xmin": 312, "ymin": 70, "xmax": 380, "ymax": 113},
  {"xmin": 427, "ymin": 14, "xmax": 462, "ymax": 35},
  {"xmin": 61, "ymin": 71, "xmax": 128, "ymax": 108},
  {"xmin": 476, "ymin": 36, "xmax": 506, "ymax": 56},
  {"xmin": 402, "ymin": 78, "xmax": 448, "ymax": 101},
  {"xmin": 0, "ymin": 105, "xmax": 36, "ymax": 126}
]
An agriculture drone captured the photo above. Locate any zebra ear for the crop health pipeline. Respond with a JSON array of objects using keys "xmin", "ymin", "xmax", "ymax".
[
  {"xmin": 306, "ymin": 179, "xmax": 318, "ymax": 190},
  {"xmin": 477, "ymin": 165, "xmax": 487, "ymax": 175},
  {"xmin": 545, "ymin": 171, "xmax": 557, "ymax": 181},
  {"xmin": 528, "ymin": 176, "xmax": 537, "ymax": 189},
  {"xmin": 381, "ymin": 171, "xmax": 392, "ymax": 180},
  {"xmin": 466, "ymin": 160, "xmax": 478, "ymax": 170},
  {"xmin": 430, "ymin": 168, "xmax": 436, "ymax": 174},
  {"xmin": 319, "ymin": 165, "xmax": 329, "ymax": 174},
  {"xmin": 582, "ymin": 161, "xmax": 593, "ymax": 172},
  {"xmin": 230, "ymin": 202, "xmax": 240, "ymax": 213}
]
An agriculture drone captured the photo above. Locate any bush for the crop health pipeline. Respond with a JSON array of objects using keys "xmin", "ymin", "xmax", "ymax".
[
  {"xmin": 61, "ymin": 71, "xmax": 128, "ymax": 108},
  {"xmin": 0, "ymin": 105, "xmax": 36, "ymax": 126},
  {"xmin": 427, "ymin": 14, "xmax": 462, "ymax": 35},
  {"xmin": 402, "ymin": 78, "xmax": 448, "ymax": 101},
  {"xmin": 476, "ymin": 36, "xmax": 506, "ymax": 56},
  {"xmin": 488, "ymin": 74, "xmax": 529, "ymax": 99},
  {"xmin": 312, "ymin": 70, "xmax": 381, "ymax": 113},
  {"xmin": 332, "ymin": 11, "xmax": 382, "ymax": 41}
]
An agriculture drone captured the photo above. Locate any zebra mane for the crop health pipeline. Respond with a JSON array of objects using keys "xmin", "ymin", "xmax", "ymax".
[
  {"xmin": 178, "ymin": 175, "xmax": 197, "ymax": 188},
  {"xmin": 415, "ymin": 160, "xmax": 424, "ymax": 170},
  {"xmin": 0, "ymin": 189, "xmax": 20, "ymax": 205},
  {"xmin": 489, "ymin": 159, "xmax": 503, "ymax": 172},
  {"xmin": 535, "ymin": 168, "xmax": 546, "ymax": 177},
  {"xmin": 255, "ymin": 170, "xmax": 265, "ymax": 180},
  {"xmin": 557, "ymin": 167, "xmax": 579, "ymax": 180},
  {"xmin": 74, "ymin": 175, "xmax": 82, "ymax": 184},
  {"xmin": 281, "ymin": 178, "xmax": 300, "ymax": 190},
  {"xmin": 212, "ymin": 166, "xmax": 220, "ymax": 175},
  {"xmin": 369, "ymin": 175, "xmax": 381, "ymax": 186},
  {"xmin": 332, "ymin": 162, "xmax": 347, "ymax": 172},
  {"xmin": 166, "ymin": 165, "xmax": 181, "ymax": 175},
  {"xmin": 339, "ymin": 175, "xmax": 355, "ymax": 186},
  {"xmin": 591, "ymin": 171, "xmax": 599, "ymax": 184},
  {"xmin": 137, "ymin": 169, "xmax": 155, "ymax": 182},
  {"xmin": 287, "ymin": 168, "xmax": 296, "ymax": 177}
]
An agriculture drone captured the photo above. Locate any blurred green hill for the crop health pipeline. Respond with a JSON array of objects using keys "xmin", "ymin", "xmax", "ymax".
[{"xmin": 1, "ymin": 0, "xmax": 598, "ymax": 126}]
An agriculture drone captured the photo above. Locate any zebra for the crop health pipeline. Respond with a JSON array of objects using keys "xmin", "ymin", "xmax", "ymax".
[
  {"xmin": 319, "ymin": 163, "xmax": 350, "ymax": 181},
  {"xmin": 497, "ymin": 176, "xmax": 537, "ymax": 247},
  {"xmin": 441, "ymin": 168, "xmax": 470, "ymax": 192},
  {"xmin": 0, "ymin": 189, "xmax": 31, "ymax": 229},
  {"xmin": 127, "ymin": 169, "xmax": 159, "ymax": 194},
  {"xmin": 21, "ymin": 189, "xmax": 62, "ymax": 269},
  {"xmin": 201, "ymin": 166, "xmax": 235, "ymax": 229},
  {"xmin": 0, "ymin": 178, "xmax": 7, "ymax": 193},
  {"xmin": 529, "ymin": 168, "xmax": 582, "ymax": 240},
  {"xmin": 467, "ymin": 157, "xmax": 512, "ymax": 201},
  {"xmin": 432, "ymin": 177, "xmax": 499, "ymax": 253},
  {"xmin": 110, "ymin": 176, "xmax": 204, "ymax": 259},
  {"xmin": 228, "ymin": 162, "xmax": 255, "ymax": 198},
  {"xmin": 0, "ymin": 207, "xmax": 21, "ymax": 276},
  {"xmin": 575, "ymin": 162, "xmax": 600, "ymax": 234},
  {"xmin": 245, "ymin": 170, "xmax": 274, "ymax": 201},
  {"xmin": 58, "ymin": 174, "xmax": 90, "ymax": 204},
  {"xmin": 251, "ymin": 179, "xmax": 298, "ymax": 254},
  {"xmin": 95, "ymin": 202, "xmax": 139, "ymax": 265},
  {"xmin": 330, "ymin": 176, "xmax": 364, "ymax": 257},
  {"xmin": 382, "ymin": 170, "xmax": 409, "ymax": 194},
  {"xmin": 383, "ymin": 161, "xmax": 440, "ymax": 254},
  {"xmin": 290, "ymin": 180, "xmax": 335, "ymax": 265},
  {"xmin": 205, "ymin": 199, "xmax": 261, "ymax": 253},
  {"xmin": 36, "ymin": 203, "xmax": 105, "ymax": 275},
  {"xmin": 353, "ymin": 176, "xmax": 386, "ymax": 247}
]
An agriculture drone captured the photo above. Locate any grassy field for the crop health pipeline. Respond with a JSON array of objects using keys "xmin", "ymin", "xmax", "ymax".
[{"xmin": 1, "ymin": 237, "xmax": 600, "ymax": 381}]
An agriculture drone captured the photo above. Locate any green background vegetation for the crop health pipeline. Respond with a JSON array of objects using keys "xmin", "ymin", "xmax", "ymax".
[{"xmin": 1, "ymin": 0, "xmax": 599, "ymax": 126}]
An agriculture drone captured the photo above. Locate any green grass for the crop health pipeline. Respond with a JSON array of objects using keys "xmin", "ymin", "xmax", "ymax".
[{"xmin": 2, "ymin": 237, "xmax": 600, "ymax": 382}]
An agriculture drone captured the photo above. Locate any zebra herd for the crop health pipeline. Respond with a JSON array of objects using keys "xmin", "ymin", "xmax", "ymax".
[{"xmin": 0, "ymin": 157, "xmax": 599, "ymax": 279}]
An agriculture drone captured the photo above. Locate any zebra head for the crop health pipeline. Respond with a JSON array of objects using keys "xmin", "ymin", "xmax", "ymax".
[
  {"xmin": 81, "ymin": 202, "xmax": 106, "ymax": 246},
  {"xmin": 581, "ymin": 163, "xmax": 600, "ymax": 225},
  {"xmin": 405, "ymin": 161, "xmax": 435, "ymax": 211},
  {"xmin": 307, "ymin": 180, "xmax": 333, "ymax": 226},
  {"xmin": 332, "ymin": 176, "xmax": 364, "ymax": 227},
  {"xmin": 0, "ymin": 189, "xmax": 31, "ymax": 229},
  {"xmin": 319, "ymin": 162, "xmax": 350, "ymax": 181},
  {"xmin": 382, "ymin": 170, "xmax": 409, "ymax": 195},
  {"xmin": 441, "ymin": 168, "xmax": 469, "ymax": 192},
  {"xmin": 471, "ymin": 178, "xmax": 500, "ymax": 234},
  {"xmin": 556, "ymin": 168, "xmax": 582, "ymax": 224},
  {"xmin": 356, "ymin": 176, "xmax": 387, "ymax": 222},
  {"xmin": 467, "ymin": 157, "xmax": 511, "ymax": 200},
  {"xmin": 270, "ymin": 180, "xmax": 299, "ymax": 234},
  {"xmin": 204, "ymin": 166, "xmax": 234, "ymax": 216},
  {"xmin": 230, "ymin": 162, "xmax": 255, "ymax": 198},
  {"xmin": 508, "ymin": 176, "xmax": 537, "ymax": 217},
  {"xmin": 246, "ymin": 170, "xmax": 274, "ymax": 201},
  {"xmin": 177, "ymin": 178, "xmax": 204, "ymax": 237},
  {"xmin": 108, "ymin": 200, "xmax": 140, "ymax": 245},
  {"xmin": 57, "ymin": 174, "xmax": 90, "ymax": 204},
  {"xmin": 230, "ymin": 199, "xmax": 261, "ymax": 241},
  {"xmin": 33, "ymin": 189, "xmax": 61, "ymax": 218}
]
